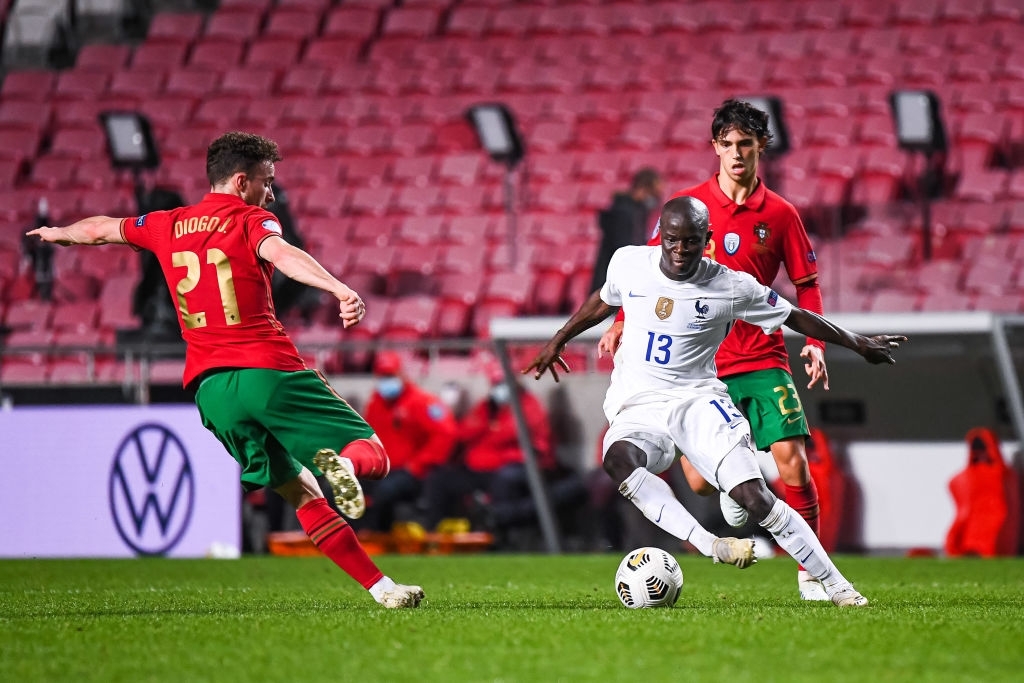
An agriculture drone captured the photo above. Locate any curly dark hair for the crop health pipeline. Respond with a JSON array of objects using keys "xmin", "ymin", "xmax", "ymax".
[
  {"xmin": 206, "ymin": 132, "xmax": 282, "ymax": 186},
  {"xmin": 710, "ymin": 99, "xmax": 774, "ymax": 146}
]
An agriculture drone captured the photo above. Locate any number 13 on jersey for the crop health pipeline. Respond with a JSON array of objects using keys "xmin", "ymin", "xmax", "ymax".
[{"xmin": 644, "ymin": 331, "xmax": 672, "ymax": 365}]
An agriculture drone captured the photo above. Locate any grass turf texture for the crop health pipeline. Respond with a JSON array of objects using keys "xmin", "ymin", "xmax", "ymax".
[{"xmin": 2, "ymin": 555, "xmax": 1023, "ymax": 682}]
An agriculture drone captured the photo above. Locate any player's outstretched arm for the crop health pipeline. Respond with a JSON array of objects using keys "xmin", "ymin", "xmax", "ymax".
[
  {"xmin": 26, "ymin": 216, "xmax": 126, "ymax": 246},
  {"xmin": 784, "ymin": 308, "xmax": 907, "ymax": 365},
  {"xmin": 258, "ymin": 235, "xmax": 365, "ymax": 328},
  {"xmin": 524, "ymin": 290, "xmax": 615, "ymax": 382}
]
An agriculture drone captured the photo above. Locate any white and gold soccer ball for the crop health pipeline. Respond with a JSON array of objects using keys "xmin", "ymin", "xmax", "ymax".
[{"xmin": 614, "ymin": 547, "xmax": 684, "ymax": 609}]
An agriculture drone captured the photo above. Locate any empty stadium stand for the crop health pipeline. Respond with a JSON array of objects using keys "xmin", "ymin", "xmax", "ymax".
[{"xmin": 2, "ymin": 0, "xmax": 1023, "ymax": 387}]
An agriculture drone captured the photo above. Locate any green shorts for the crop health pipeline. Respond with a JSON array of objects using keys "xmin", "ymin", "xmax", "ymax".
[
  {"xmin": 194, "ymin": 368, "xmax": 374, "ymax": 491},
  {"xmin": 722, "ymin": 368, "xmax": 809, "ymax": 452}
]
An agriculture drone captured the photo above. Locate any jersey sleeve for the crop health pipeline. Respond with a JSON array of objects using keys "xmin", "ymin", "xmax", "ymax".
[
  {"xmin": 243, "ymin": 209, "xmax": 286, "ymax": 256},
  {"xmin": 733, "ymin": 271, "xmax": 793, "ymax": 334},
  {"xmin": 780, "ymin": 208, "xmax": 818, "ymax": 286},
  {"xmin": 121, "ymin": 211, "xmax": 170, "ymax": 253},
  {"xmin": 600, "ymin": 247, "xmax": 627, "ymax": 306}
]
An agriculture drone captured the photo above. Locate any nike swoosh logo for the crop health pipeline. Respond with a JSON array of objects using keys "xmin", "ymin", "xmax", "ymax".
[
  {"xmin": 729, "ymin": 423, "xmax": 742, "ymax": 429},
  {"xmin": 628, "ymin": 291, "xmax": 646, "ymax": 298},
  {"xmin": 786, "ymin": 416, "xmax": 802, "ymax": 424},
  {"xmin": 654, "ymin": 504, "xmax": 665, "ymax": 523}
]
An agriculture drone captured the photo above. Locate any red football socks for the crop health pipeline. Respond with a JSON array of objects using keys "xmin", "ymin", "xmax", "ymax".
[
  {"xmin": 784, "ymin": 480, "xmax": 820, "ymax": 572},
  {"xmin": 296, "ymin": 498, "xmax": 383, "ymax": 589},
  {"xmin": 783, "ymin": 480, "xmax": 821, "ymax": 535},
  {"xmin": 341, "ymin": 438, "xmax": 390, "ymax": 480}
]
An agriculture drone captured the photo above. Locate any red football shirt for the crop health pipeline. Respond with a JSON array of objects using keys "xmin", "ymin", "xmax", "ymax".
[
  {"xmin": 666, "ymin": 176, "xmax": 822, "ymax": 377},
  {"xmin": 122, "ymin": 192, "xmax": 306, "ymax": 387}
]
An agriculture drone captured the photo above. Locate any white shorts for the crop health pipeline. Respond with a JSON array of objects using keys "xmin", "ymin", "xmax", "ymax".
[{"xmin": 602, "ymin": 390, "xmax": 763, "ymax": 492}]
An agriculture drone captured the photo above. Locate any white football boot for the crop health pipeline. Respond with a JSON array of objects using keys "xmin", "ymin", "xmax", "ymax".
[
  {"xmin": 377, "ymin": 584, "xmax": 425, "ymax": 609},
  {"xmin": 827, "ymin": 583, "xmax": 869, "ymax": 607},
  {"xmin": 313, "ymin": 448, "xmax": 365, "ymax": 520},
  {"xmin": 711, "ymin": 537, "xmax": 757, "ymax": 569}
]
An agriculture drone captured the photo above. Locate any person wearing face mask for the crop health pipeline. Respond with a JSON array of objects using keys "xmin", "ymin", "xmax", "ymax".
[
  {"xmin": 421, "ymin": 364, "xmax": 554, "ymax": 538},
  {"xmin": 589, "ymin": 167, "xmax": 664, "ymax": 293},
  {"xmin": 361, "ymin": 351, "xmax": 459, "ymax": 532}
]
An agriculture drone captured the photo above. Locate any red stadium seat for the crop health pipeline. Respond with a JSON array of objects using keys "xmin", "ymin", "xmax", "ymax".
[
  {"xmin": 146, "ymin": 12, "xmax": 205, "ymax": 44},
  {"xmin": 263, "ymin": 9, "xmax": 321, "ymax": 40},
  {"xmin": 245, "ymin": 38, "xmax": 302, "ymax": 69},
  {"xmin": 75, "ymin": 43, "xmax": 132, "ymax": 71},
  {"xmin": 302, "ymin": 38, "xmax": 362, "ymax": 67},
  {"xmin": 322, "ymin": 7, "xmax": 380, "ymax": 39},
  {"xmin": 0, "ymin": 70, "xmax": 57, "ymax": 101},
  {"xmin": 52, "ymin": 70, "xmax": 111, "ymax": 101},
  {"xmin": 204, "ymin": 11, "xmax": 261, "ymax": 41},
  {"xmin": 188, "ymin": 40, "xmax": 245, "ymax": 69},
  {"xmin": 131, "ymin": 42, "xmax": 189, "ymax": 71},
  {"xmin": 383, "ymin": 296, "xmax": 440, "ymax": 339}
]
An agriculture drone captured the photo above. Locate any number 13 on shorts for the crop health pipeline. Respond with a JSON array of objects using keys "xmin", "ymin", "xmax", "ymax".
[{"xmin": 709, "ymin": 396, "xmax": 743, "ymax": 428}]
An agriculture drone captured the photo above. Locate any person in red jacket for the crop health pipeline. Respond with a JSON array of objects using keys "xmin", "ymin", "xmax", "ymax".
[
  {"xmin": 361, "ymin": 351, "xmax": 458, "ymax": 532},
  {"xmin": 421, "ymin": 366, "xmax": 554, "ymax": 537},
  {"xmin": 599, "ymin": 100, "xmax": 832, "ymax": 601}
]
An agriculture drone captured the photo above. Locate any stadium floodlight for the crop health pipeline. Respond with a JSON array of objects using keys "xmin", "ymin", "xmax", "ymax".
[
  {"xmin": 98, "ymin": 111, "xmax": 160, "ymax": 171},
  {"xmin": 466, "ymin": 103, "xmax": 526, "ymax": 266},
  {"xmin": 889, "ymin": 90, "xmax": 947, "ymax": 260},
  {"xmin": 889, "ymin": 90, "xmax": 947, "ymax": 154},
  {"xmin": 739, "ymin": 95, "xmax": 790, "ymax": 156},
  {"xmin": 466, "ymin": 103, "xmax": 525, "ymax": 168}
]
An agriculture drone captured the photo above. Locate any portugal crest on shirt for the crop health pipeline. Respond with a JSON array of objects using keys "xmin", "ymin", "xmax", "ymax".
[
  {"xmin": 655, "ymin": 297, "xmax": 674, "ymax": 320},
  {"xmin": 753, "ymin": 222, "xmax": 771, "ymax": 245}
]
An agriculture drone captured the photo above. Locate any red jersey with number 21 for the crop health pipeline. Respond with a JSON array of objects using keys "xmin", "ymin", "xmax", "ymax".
[
  {"xmin": 666, "ymin": 176, "xmax": 821, "ymax": 378},
  {"xmin": 121, "ymin": 192, "xmax": 306, "ymax": 387}
]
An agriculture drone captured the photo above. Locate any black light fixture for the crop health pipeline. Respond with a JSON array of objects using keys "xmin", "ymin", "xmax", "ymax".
[
  {"xmin": 466, "ymin": 103, "xmax": 525, "ymax": 168},
  {"xmin": 740, "ymin": 95, "xmax": 790, "ymax": 156},
  {"xmin": 888, "ymin": 90, "xmax": 947, "ymax": 260},
  {"xmin": 466, "ymin": 103, "xmax": 526, "ymax": 267},
  {"xmin": 889, "ymin": 90, "xmax": 947, "ymax": 154},
  {"xmin": 98, "ymin": 111, "xmax": 160, "ymax": 171}
]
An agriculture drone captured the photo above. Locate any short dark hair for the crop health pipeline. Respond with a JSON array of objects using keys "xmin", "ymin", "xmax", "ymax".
[
  {"xmin": 711, "ymin": 99, "xmax": 774, "ymax": 146},
  {"xmin": 206, "ymin": 132, "xmax": 282, "ymax": 186},
  {"xmin": 630, "ymin": 167, "xmax": 662, "ymax": 192},
  {"xmin": 661, "ymin": 196, "xmax": 710, "ymax": 232}
]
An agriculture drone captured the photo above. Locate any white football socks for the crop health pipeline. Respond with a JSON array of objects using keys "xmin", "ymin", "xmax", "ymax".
[
  {"xmin": 368, "ymin": 576, "xmax": 396, "ymax": 602},
  {"xmin": 759, "ymin": 499, "xmax": 851, "ymax": 593},
  {"xmin": 618, "ymin": 467, "xmax": 716, "ymax": 556}
]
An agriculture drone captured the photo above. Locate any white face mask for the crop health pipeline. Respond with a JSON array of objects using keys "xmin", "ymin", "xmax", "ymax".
[
  {"xmin": 489, "ymin": 382, "xmax": 511, "ymax": 405},
  {"xmin": 376, "ymin": 377, "xmax": 404, "ymax": 400}
]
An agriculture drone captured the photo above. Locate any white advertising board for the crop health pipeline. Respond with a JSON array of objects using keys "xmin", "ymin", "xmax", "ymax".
[{"xmin": 0, "ymin": 406, "xmax": 241, "ymax": 557}]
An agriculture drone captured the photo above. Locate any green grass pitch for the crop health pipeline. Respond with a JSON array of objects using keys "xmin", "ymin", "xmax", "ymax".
[{"xmin": 2, "ymin": 554, "xmax": 1023, "ymax": 682}]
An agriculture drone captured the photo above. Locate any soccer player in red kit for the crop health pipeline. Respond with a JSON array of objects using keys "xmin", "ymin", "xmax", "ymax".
[
  {"xmin": 599, "ymin": 100, "xmax": 831, "ymax": 601},
  {"xmin": 28, "ymin": 132, "xmax": 423, "ymax": 608}
]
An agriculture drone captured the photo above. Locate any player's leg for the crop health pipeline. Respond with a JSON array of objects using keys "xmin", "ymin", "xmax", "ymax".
[
  {"xmin": 723, "ymin": 454, "xmax": 867, "ymax": 607},
  {"xmin": 725, "ymin": 370, "xmax": 826, "ymax": 599},
  {"xmin": 603, "ymin": 409, "xmax": 753, "ymax": 567},
  {"xmin": 678, "ymin": 454, "xmax": 750, "ymax": 527},
  {"xmin": 266, "ymin": 369, "xmax": 394, "ymax": 516},
  {"xmin": 195, "ymin": 369, "xmax": 422, "ymax": 607},
  {"xmin": 276, "ymin": 469, "xmax": 423, "ymax": 608}
]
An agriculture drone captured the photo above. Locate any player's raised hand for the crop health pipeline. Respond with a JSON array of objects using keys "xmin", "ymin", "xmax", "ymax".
[
  {"xmin": 597, "ymin": 320, "xmax": 624, "ymax": 359},
  {"xmin": 523, "ymin": 343, "xmax": 571, "ymax": 383},
  {"xmin": 859, "ymin": 335, "xmax": 908, "ymax": 365},
  {"xmin": 800, "ymin": 344, "xmax": 829, "ymax": 390},
  {"xmin": 336, "ymin": 286, "xmax": 365, "ymax": 328}
]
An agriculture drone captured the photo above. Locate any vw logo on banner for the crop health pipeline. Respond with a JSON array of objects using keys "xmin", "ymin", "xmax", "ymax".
[{"xmin": 109, "ymin": 423, "xmax": 195, "ymax": 556}]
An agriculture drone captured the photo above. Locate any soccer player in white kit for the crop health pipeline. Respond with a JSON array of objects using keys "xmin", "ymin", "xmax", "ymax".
[{"xmin": 525, "ymin": 196, "xmax": 907, "ymax": 607}]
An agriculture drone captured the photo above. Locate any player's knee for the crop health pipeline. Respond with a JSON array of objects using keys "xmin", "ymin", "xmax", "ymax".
[
  {"xmin": 341, "ymin": 437, "xmax": 391, "ymax": 479},
  {"xmin": 772, "ymin": 438, "xmax": 811, "ymax": 484},
  {"xmin": 603, "ymin": 441, "xmax": 645, "ymax": 484},
  {"xmin": 728, "ymin": 478, "xmax": 776, "ymax": 523}
]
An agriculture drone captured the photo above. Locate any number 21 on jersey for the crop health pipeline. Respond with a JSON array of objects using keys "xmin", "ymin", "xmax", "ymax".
[{"xmin": 172, "ymin": 249, "xmax": 241, "ymax": 329}]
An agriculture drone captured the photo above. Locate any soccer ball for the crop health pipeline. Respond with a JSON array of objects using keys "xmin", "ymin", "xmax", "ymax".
[{"xmin": 614, "ymin": 547, "xmax": 684, "ymax": 609}]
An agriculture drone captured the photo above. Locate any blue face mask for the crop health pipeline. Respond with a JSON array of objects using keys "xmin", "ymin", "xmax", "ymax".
[
  {"xmin": 489, "ymin": 382, "xmax": 511, "ymax": 405},
  {"xmin": 377, "ymin": 377, "xmax": 404, "ymax": 400}
]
